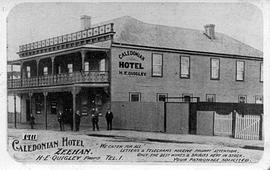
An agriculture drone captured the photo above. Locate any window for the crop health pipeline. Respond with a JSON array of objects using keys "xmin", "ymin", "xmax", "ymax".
[
  {"xmin": 210, "ymin": 58, "xmax": 220, "ymax": 80},
  {"xmin": 58, "ymin": 66, "xmax": 61, "ymax": 74},
  {"xmin": 236, "ymin": 61, "xmax": 245, "ymax": 81},
  {"xmin": 68, "ymin": 64, "xmax": 73, "ymax": 73},
  {"xmin": 152, "ymin": 53, "xmax": 163, "ymax": 77},
  {"xmin": 157, "ymin": 93, "xmax": 168, "ymax": 102},
  {"xmin": 50, "ymin": 102, "xmax": 57, "ymax": 114},
  {"xmin": 255, "ymin": 95, "xmax": 263, "ymax": 104},
  {"xmin": 84, "ymin": 62, "xmax": 89, "ymax": 72},
  {"xmin": 180, "ymin": 56, "xmax": 190, "ymax": 78},
  {"xmin": 129, "ymin": 92, "xmax": 141, "ymax": 102},
  {"xmin": 260, "ymin": 62, "xmax": 263, "ymax": 82},
  {"xmin": 100, "ymin": 59, "xmax": 105, "ymax": 72},
  {"xmin": 238, "ymin": 95, "xmax": 247, "ymax": 103},
  {"xmin": 8, "ymin": 65, "xmax": 20, "ymax": 79},
  {"xmin": 35, "ymin": 95, "xmax": 42, "ymax": 114},
  {"xmin": 182, "ymin": 93, "xmax": 193, "ymax": 102},
  {"xmin": 26, "ymin": 66, "xmax": 31, "ymax": 78},
  {"xmin": 43, "ymin": 67, "xmax": 48, "ymax": 76},
  {"xmin": 206, "ymin": 94, "xmax": 216, "ymax": 102}
]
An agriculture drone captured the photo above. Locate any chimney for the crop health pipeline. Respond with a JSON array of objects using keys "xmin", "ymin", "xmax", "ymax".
[
  {"xmin": 204, "ymin": 24, "xmax": 215, "ymax": 39},
  {"xmin": 80, "ymin": 15, "xmax": 91, "ymax": 30}
]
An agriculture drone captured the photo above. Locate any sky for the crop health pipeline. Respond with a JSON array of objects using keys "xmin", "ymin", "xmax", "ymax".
[{"xmin": 6, "ymin": 2, "xmax": 263, "ymax": 61}]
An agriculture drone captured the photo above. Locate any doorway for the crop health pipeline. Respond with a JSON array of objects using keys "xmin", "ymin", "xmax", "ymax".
[
  {"xmin": 26, "ymin": 99, "xmax": 30, "ymax": 121},
  {"xmin": 62, "ymin": 93, "xmax": 73, "ymax": 129}
]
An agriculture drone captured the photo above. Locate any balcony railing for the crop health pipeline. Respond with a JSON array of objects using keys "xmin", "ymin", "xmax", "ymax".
[
  {"xmin": 18, "ymin": 23, "xmax": 114, "ymax": 57},
  {"xmin": 7, "ymin": 71, "xmax": 109, "ymax": 89}
]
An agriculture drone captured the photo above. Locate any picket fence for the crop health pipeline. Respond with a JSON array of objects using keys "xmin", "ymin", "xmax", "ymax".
[
  {"xmin": 234, "ymin": 113, "xmax": 261, "ymax": 140},
  {"xmin": 214, "ymin": 112, "xmax": 262, "ymax": 140}
]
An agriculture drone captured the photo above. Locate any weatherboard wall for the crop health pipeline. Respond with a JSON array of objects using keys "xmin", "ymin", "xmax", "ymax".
[{"xmin": 110, "ymin": 46, "xmax": 263, "ymax": 103}]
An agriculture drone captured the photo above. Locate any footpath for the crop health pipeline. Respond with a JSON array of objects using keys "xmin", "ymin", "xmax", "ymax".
[{"xmin": 8, "ymin": 123, "xmax": 264, "ymax": 151}]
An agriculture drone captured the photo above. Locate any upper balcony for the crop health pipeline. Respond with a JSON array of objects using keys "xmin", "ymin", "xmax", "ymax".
[
  {"xmin": 8, "ymin": 17, "xmax": 113, "ymax": 91},
  {"xmin": 8, "ymin": 47, "xmax": 110, "ymax": 90},
  {"xmin": 8, "ymin": 71, "xmax": 109, "ymax": 89}
]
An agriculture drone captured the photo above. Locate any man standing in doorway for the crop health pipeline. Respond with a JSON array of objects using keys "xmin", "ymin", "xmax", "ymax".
[
  {"xmin": 58, "ymin": 111, "xmax": 65, "ymax": 131},
  {"xmin": 105, "ymin": 108, "xmax": 113, "ymax": 130}
]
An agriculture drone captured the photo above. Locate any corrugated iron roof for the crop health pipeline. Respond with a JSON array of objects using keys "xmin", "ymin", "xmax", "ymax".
[{"xmin": 98, "ymin": 16, "xmax": 262, "ymax": 58}]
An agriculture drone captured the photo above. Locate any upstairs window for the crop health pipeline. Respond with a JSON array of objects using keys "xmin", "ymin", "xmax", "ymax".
[
  {"xmin": 84, "ymin": 62, "xmax": 89, "ymax": 72},
  {"xmin": 43, "ymin": 67, "xmax": 48, "ymax": 76},
  {"xmin": 210, "ymin": 58, "xmax": 220, "ymax": 80},
  {"xmin": 26, "ymin": 66, "xmax": 31, "ymax": 78},
  {"xmin": 152, "ymin": 53, "xmax": 163, "ymax": 77},
  {"xmin": 129, "ymin": 92, "xmax": 141, "ymax": 102},
  {"xmin": 260, "ymin": 62, "xmax": 263, "ymax": 82},
  {"xmin": 68, "ymin": 64, "xmax": 73, "ymax": 73},
  {"xmin": 180, "ymin": 56, "xmax": 190, "ymax": 78},
  {"xmin": 236, "ymin": 61, "xmax": 245, "ymax": 81},
  {"xmin": 99, "ymin": 59, "xmax": 105, "ymax": 72},
  {"xmin": 58, "ymin": 66, "xmax": 61, "ymax": 74},
  {"xmin": 95, "ymin": 94, "xmax": 102, "ymax": 106}
]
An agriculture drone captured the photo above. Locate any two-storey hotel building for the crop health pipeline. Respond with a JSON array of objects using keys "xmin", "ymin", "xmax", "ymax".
[{"xmin": 7, "ymin": 16, "xmax": 263, "ymax": 130}]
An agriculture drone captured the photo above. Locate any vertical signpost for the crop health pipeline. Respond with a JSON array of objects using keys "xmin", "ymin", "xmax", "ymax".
[
  {"xmin": 43, "ymin": 92, "xmax": 48, "ymax": 130},
  {"xmin": 72, "ymin": 87, "xmax": 80, "ymax": 131},
  {"xmin": 14, "ymin": 95, "xmax": 16, "ymax": 128}
]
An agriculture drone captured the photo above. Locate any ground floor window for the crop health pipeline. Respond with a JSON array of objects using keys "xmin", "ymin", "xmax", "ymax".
[
  {"xmin": 238, "ymin": 95, "xmax": 247, "ymax": 103},
  {"xmin": 129, "ymin": 92, "xmax": 141, "ymax": 102},
  {"xmin": 182, "ymin": 93, "xmax": 193, "ymax": 102},
  {"xmin": 95, "ymin": 94, "xmax": 102, "ymax": 106},
  {"xmin": 51, "ymin": 102, "xmax": 57, "ymax": 114},
  {"xmin": 35, "ymin": 95, "xmax": 42, "ymax": 114},
  {"xmin": 206, "ymin": 94, "xmax": 216, "ymax": 102},
  {"xmin": 157, "ymin": 93, "xmax": 168, "ymax": 102},
  {"xmin": 255, "ymin": 95, "xmax": 263, "ymax": 104}
]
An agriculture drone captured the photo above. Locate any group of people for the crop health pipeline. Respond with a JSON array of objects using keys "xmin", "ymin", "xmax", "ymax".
[
  {"xmin": 56, "ymin": 108, "xmax": 113, "ymax": 131},
  {"xmin": 57, "ymin": 110, "xmax": 81, "ymax": 131}
]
